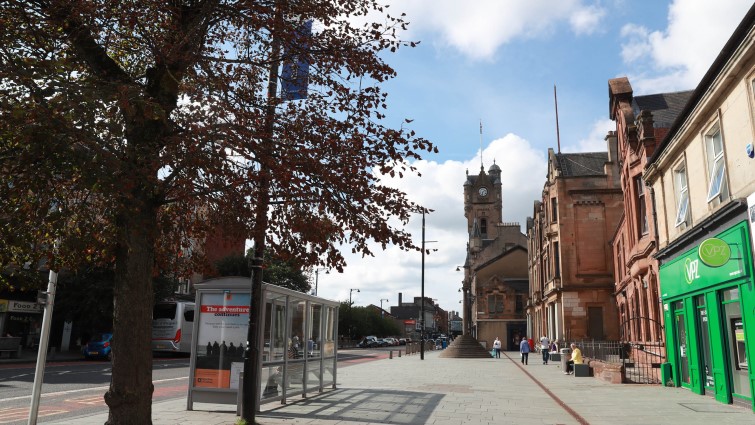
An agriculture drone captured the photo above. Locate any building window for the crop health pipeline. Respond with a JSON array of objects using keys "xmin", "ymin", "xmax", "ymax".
[
  {"xmin": 553, "ymin": 241, "xmax": 560, "ymax": 278},
  {"xmin": 551, "ymin": 197, "xmax": 558, "ymax": 222},
  {"xmin": 480, "ymin": 218, "xmax": 488, "ymax": 237},
  {"xmin": 515, "ymin": 294, "xmax": 524, "ymax": 313},
  {"xmin": 674, "ymin": 164, "xmax": 689, "ymax": 227},
  {"xmin": 705, "ymin": 125, "xmax": 728, "ymax": 202},
  {"xmin": 487, "ymin": 294, "xmax": 503, "ymax": 313},
  {"xmin": 635, "ymin": 176, "xmax": 648, "ymax": 236}
]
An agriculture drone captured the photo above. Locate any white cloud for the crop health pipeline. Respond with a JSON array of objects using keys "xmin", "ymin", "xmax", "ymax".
[
  {"xmin": 620, "ymin": 0, "xmax": 752, "ymax": 92},
  {"xmin": 570, "ymin": 5, "xmax": 607, "ymax": 35},
  {"xmin": 386, "ymin": 0, "xmax": 604, "ymax": 60},
  {"xmin": 315, "ymin": 133, "xmax": 547, "ymax": 315},
  {"xmin": 562, "ymin": 118, "xmax": 615, "ymax": 153}
]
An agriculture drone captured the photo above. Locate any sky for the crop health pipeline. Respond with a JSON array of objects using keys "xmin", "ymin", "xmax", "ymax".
[{"xmin": 311, "ymin": 0, "xmax": 753, "ymax": 317}]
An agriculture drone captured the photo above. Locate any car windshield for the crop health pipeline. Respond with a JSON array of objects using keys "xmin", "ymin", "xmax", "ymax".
[{"xmin": 92, "ymin": 334, "xmax": 110, "ymax": 342}]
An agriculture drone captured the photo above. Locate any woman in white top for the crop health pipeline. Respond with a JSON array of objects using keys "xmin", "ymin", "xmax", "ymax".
[{"xmin": 493, "ymin": 337, "xmax": 502, "ymax": 358}]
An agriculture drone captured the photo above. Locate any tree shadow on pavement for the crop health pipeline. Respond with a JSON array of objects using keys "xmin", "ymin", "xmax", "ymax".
[{"xmin": 260, "ymin": 388, "xmax": 443, "ymax": 424}]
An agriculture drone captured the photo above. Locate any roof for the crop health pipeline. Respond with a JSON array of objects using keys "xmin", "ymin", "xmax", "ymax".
[
  {"xmin": 554, "ymin": 152, "xmax": 607, "ymax": 177},
  {"xmin": 632, "ymin": 91, "xmax": 693, "ymax": 128}
]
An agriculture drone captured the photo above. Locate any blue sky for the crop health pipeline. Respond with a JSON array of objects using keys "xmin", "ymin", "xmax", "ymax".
[{"xmin": 313, "ymin": 0, "xmax": 753, "ymax": 318}]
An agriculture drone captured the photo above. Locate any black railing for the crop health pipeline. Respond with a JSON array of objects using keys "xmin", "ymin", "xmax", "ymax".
[{"xmin": 573, "ymin": 340, "xmax": 665, "ymax": 384}]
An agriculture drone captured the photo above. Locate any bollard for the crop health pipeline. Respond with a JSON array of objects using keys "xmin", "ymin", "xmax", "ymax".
[
  {"xmin": 389, "ymin": 350, "xmax": 393, "ymax": 359},
  {"xmin": 398, "ymin": 350, "xmax": 401, "ymax": 358}
]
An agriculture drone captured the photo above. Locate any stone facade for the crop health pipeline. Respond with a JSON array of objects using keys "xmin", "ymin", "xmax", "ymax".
[
  {"xmin": 527, "ymin": 146, "xmax": 623, "ymax": 344},
  {"xmin": 462, "ymin": 164, "xmax": 528, "ymax": 350},
  {"xmin": 608, "ymin": 77, "xmax": 692, "ymax": 344}
]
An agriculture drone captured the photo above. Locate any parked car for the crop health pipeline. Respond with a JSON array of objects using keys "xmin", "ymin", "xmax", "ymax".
[
  {"xmin": 398, "ymin": 338, "xmax": 407, "ymax": 345},
  {"xmin": 82, "ymin": 333, "xmax": 113, "ymax": 361},
  {"xmin": 382, "ymin": 337, "xmax": 398, "ymax": 346},
  {"xmin": 357, "ymin": 336, "xmax": 379, "ymax": 348}
]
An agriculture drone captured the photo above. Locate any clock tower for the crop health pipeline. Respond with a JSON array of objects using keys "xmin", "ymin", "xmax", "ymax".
[{"xmin": 464, "ymin": 162, "xmax": 503, "ymax": 248}]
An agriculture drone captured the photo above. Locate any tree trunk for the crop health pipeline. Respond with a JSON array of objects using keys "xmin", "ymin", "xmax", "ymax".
[{"xmin": 105, "ymin": 202, "xmax": 156, "ymax": 424}]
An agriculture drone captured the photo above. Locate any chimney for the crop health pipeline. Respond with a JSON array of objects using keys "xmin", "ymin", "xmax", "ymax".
[
  {"xmin": 605, "ymin": 131, "xmax": 620, "ymax": 185},
  {"xmin": 398, "ymin": 292, "xmax": 403, "ymax": 305}
]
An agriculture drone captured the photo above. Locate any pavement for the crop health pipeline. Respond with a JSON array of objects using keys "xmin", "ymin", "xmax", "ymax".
[{"xmin": 6, "ymin": 348, "xmax": 754, "ymax": 424}]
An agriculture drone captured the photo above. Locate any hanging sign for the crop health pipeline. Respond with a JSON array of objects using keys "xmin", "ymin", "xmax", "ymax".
[{"xmin": 698, "ymin": 238, "xmax": 731, "ymax": 267}]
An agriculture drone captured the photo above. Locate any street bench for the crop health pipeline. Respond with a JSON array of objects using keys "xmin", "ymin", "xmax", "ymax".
[{"xmin": 0, "ymin": 337, "xmax": 22, "ymax": 358}]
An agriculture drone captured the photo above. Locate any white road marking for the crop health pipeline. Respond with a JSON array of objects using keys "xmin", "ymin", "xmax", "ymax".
[{"xmin": 0, "ymin": 377, "xmax": 188, "ymax": 403}]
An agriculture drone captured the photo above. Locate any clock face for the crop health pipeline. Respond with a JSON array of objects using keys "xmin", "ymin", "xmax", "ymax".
[{"xmin": 478, "ymin": 187, "xmax": 488, "ymax": 197}]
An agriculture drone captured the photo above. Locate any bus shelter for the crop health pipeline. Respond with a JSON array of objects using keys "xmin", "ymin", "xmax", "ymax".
[{"xmin": 187, "ymin": 277, "xmax": 340, "ymax": 411}]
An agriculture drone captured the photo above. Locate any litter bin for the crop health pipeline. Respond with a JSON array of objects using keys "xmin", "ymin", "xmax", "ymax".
[{"xmin": 560, "ymin": 347, "xmax": 571, "ymax": 371}]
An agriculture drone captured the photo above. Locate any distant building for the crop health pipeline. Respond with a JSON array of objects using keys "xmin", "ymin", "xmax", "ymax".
[
  {"xmin": 462, "ymin": 163, "xmax": 529, "ymax": 350},
  {"xmin": 390, "ymin": 293, "xmax": 441, "ymax": 339}
]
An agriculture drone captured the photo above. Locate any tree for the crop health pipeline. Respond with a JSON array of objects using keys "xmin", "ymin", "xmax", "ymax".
[
  {"xmin": 215, "ymin": 249, "xmax": 311, "ymax": 293},
  {"xmin": 0, "ymin": 2, "xmax": 434, "ymax": 423},
  {"xmin": 338, "ymin": 302, "xmax": 400, "ymax": 340}
]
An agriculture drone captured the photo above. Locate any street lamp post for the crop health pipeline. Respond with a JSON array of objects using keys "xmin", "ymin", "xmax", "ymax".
[
  {"xmin": 415, "ymin": 208, "xmax": 436, "ymax": 360},
  {"xmin": 313, "ymin": 268, "xmax": 328, "ymax": 296},
  {"xmin": 380, "ymin": 298, "xmax": 389, "ymax": 318},
  {"xmin": 349, "ymin": 288, "xmax": 360, "ymax": 344}
]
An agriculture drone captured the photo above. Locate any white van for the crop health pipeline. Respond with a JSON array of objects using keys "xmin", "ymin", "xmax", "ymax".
[{"xmin": 152, "ymin": 300, "xmax": 195, "ymax": 354}]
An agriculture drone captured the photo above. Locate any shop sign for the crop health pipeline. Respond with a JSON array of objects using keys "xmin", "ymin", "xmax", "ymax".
[
  {"xmin": 698, "ymin": 238, "xmax": 731, "ymax": 267},
  {"xmin": 660, "ymin": 222, "xmax": 751, "ymax": 299},
  {"xmin": 0, "ymin": 300, "xmax": 7, "ymax": 313},
  {"xmin": 6, "ymin": 300, "xmax": 42, "ymax": 313}
]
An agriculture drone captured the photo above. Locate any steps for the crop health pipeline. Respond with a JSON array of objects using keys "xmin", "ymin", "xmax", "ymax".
[{"xmin": 438, "ymin": 335, "xmax": 494, "ymax": 358}]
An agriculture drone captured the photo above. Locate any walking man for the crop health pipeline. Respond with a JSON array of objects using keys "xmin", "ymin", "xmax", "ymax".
[
  {"xmin": 540, "ymin": 335, "xmax": 550, "ymax": 365},
  {"xmin": 519, "ymin": 335, "xmax": 530, "ymax": 365}
]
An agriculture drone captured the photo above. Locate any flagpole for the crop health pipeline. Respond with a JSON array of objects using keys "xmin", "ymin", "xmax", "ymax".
[
  {"xmin": 479, "ymin": 120, "xmax": 483, "ymax": 170},
  {"xmin": 554, "ymin": 85, "xmax": 561, "ymax": 154}
]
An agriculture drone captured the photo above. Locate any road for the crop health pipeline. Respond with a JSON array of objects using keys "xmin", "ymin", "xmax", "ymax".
[{"xmin": 0, "ymin": 348, "xmax": 397, "ymax": 424}]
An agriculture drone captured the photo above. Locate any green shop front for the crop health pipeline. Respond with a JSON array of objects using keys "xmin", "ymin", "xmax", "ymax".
[{"xmin": 660, "ymin": 220, "xmax": 754, "ymax": 410}]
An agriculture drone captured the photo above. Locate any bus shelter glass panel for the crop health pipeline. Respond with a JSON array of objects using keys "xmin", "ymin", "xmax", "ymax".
[
  {"xmin": 289, "ymin": 297, "xmax": 306, "ymax": 359},
  {"xmin": 263, "ymin": 293, "xmax": 287, "ymax": 363},
  {"xmin": 193, "ymin": 290, "xmax": 249, "ymax": 390},
  {"xmin": 323, "ymin": 306, "xmax": 336, "ymax": 358},
  {"xmin": 261, "ymin": 364, "xmax": 282, "ymax": 399},
  {"xmin": 309, "ymin": 304, "xmax": 322, "ymax": 359}
]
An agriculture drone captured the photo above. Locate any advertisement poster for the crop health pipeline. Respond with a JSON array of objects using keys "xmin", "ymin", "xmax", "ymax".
[{"xmin": 193, "ymin": 291, "xmax": 250, "ymax": 389}]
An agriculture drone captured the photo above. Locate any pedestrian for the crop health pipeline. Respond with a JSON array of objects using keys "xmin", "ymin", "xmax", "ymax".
[
  {"xmin": 493, "ymin": 337, "xmax": 502, "ymax": 358},
  {"xmin": 519, "ymin": 335, "xmax": 530, "ymax": 364},
  {"xmin": 540, "ymin": 335, "xmax": 550, "ymax": 365},
  {"xmin": 565, "ymin": 343, "xmax": 583, "ymax": 374}
]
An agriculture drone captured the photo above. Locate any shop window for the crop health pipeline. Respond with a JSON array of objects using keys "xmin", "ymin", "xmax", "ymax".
[
  {"xmin": 705, "ymin": 125, "xmax": 729, "ymax": 203},
  {"xmin": 722, "ymin": 288, "xmax": 750, "ymax": 398},
  {"xmin": 674, "ymin": 164, "xmax": 689, "ymax": 227}
]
